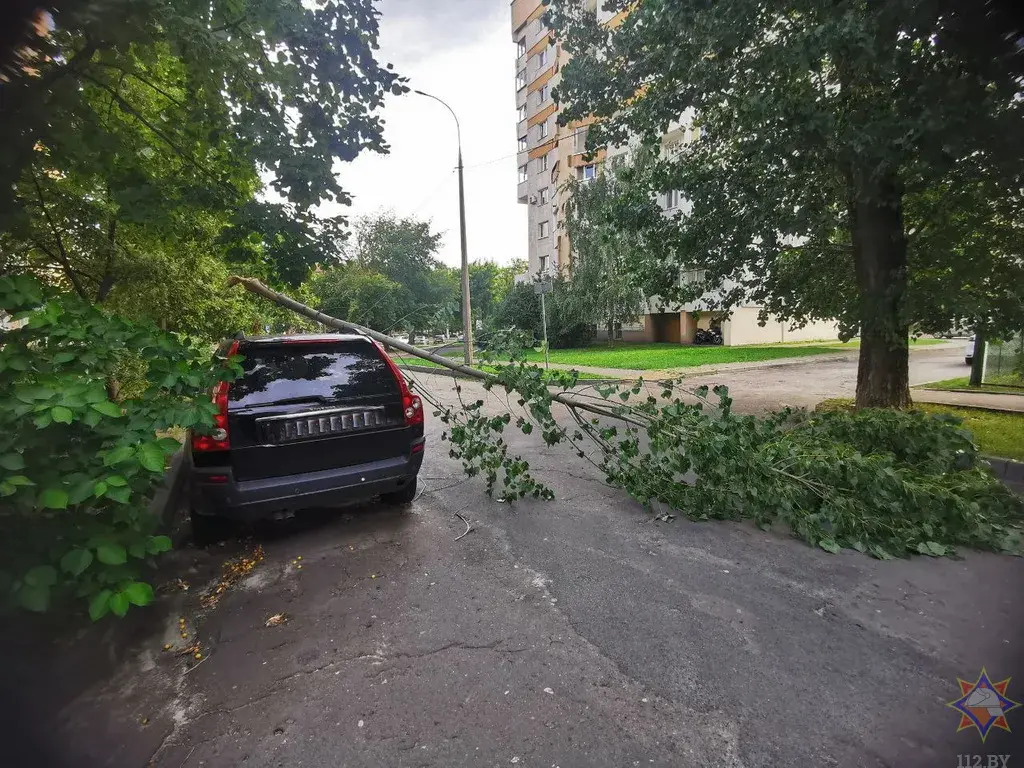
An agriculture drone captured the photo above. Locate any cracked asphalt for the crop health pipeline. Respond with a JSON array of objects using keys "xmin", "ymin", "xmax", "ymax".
[{"xmin": 13, "ymin": 369, "xmax": 1024, "ymax": 768}]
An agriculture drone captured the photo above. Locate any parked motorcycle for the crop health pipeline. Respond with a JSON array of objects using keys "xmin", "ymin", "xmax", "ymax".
[{"xmin": 693, "ymin": 328, "xmax": 724, "ymax": 346}]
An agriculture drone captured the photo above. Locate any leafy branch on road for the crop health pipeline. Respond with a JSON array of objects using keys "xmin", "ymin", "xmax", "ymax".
[{"xmin": 231, "ymin": 278, "xmax": 1023, "ymax": 560}]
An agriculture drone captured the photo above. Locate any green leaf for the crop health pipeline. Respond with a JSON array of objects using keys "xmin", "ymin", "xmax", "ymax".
[
  {"xmin": 129, "ymin": 541, "xmax": 147, "ymax": 560},
  {"xmin": 138, "ymin": 443, "xmax": 166, "ymax": 473},
  {"xmin": 106, "ymin": 486, "xmax": 131, "ymax": 504},
  {"xmin": 51, "ymin": 406, "xmax": 73, "ymax": 424},
  {"xmin": 24, "ymin": 565, "xmax": 58, "ymax": 587},
  {"xmin": 96, "ymin": 542, "xmax": 128, "ymax": 566},
  {"xmin": 105, "ymin": 475, "xmax": 128, "ymax": 487},
  {"xmin": 147, "ymin": 535, "xmax": 172, "ymax": 555},
  {"xmin": 93, "ymin": 481, "xmax": 108, "ymax": 497},
  {"xmin": 0, "ymin": 453, "xmax": 25, "ymax": 471},
  {"xmin": 124, "ymin": 581, "xmax": 154, "ymax": 607},
  {"xmin": 53, "ymin": 351, "xmax": 77, "ymax": 364},
  {"xmin": 103, "ymin": 445, "xmax": 135, "ymax": 466},
  {"xmin": 91, "ymin": 401, "xmax": 123, "ymax": 418},
  {"xmin": 61, "ymin": 548, "xmax": 94, "ymax": 576},
  {"xmin": 39, "ymin": 487, "xmax": 69, "ymax": 510},
  {"xmin": 68, "ymin": 478, "xmax": 97, "ymax": 505},
  {"xmin": 17, "ymin": 584, "xmax": 50, "ymax": 613},
  {"xmin": 109, "ymin": 591, "xmax": 130, "ymax": 617},
  {"xmin": 89, "ymin": 589, "xmax": 113, "ymax": 621},
  {"xmin": 33, "ymin": 411, "xmax": 52, "ymax": 429},
  {"xmin": 928, "ymin": 541, "xmax": 947, "ymax": 556},
  {"xmin": 6, "ymin": 475, "xmax": 33, "ymax": 487},
  {"xmin": 818, "ymin": 538, "xmax": 841, "ymax": 554}
]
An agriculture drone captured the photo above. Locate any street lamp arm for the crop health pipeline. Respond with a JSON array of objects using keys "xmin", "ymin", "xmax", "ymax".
[{"xmin": 412, "ymin": 89, "xmax": 462, "ymax": 157}]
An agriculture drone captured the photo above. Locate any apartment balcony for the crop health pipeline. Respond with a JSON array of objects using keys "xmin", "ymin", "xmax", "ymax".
[
  {"xmin": 517, "ymin": 179, "xmax": 529, "ymax": 203},
  {"xmin": 511, "ymin": 0, "xmax": 542, "ymax": 35}
]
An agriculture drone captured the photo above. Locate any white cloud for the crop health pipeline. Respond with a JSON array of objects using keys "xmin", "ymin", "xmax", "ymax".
[{"xmin": 320, "ymin": 0, "xmax": 526, "ymax": 268}]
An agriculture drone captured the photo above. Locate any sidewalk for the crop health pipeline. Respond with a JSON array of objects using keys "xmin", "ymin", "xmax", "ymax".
[
  {"xmin": 497, "ymin": 350, "xmax": 858, "ymax": 381},
  {"xmin": 913, "ymin": 388, "xmax": 1024, "ymax": 413}
]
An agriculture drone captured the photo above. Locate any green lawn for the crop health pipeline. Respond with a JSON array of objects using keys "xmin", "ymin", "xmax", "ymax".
[
  {"xmin": 916, "ymin": 376, "xmax": 1024, "ymax": 395},
  {"xmin": 395, "ymin": 358, "xmax": 607, "ymax": 381},
  {"xmin": 510, "ymin": 342, "xmax": 844, "ymax": 371},
  {"xmin": 817, "ymin": 398, "xmax": 1024, "ymax": 461},
  {"xmin": 915, "ymin": 404, "xmax": 1024, "ymax": 461}
]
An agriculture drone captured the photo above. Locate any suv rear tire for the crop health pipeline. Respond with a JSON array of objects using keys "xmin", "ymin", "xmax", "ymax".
[
  {"xmin": 190, "ymin": 508, "xmax": 230, "ymax": 546},
  {"xmin": 381, "ymin": 478, "xmax": 417, "ymax": 506}
]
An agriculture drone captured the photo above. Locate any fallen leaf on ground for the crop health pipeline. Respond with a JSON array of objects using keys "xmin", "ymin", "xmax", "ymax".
[{"xmin": 265, "ymin": 613, "xmax": 288, "ymax": 627}]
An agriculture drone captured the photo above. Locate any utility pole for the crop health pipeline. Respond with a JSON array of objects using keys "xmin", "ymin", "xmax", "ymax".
[{"xmin": 413, "ymin": 90, "xmax": 474, "ymax": 366}]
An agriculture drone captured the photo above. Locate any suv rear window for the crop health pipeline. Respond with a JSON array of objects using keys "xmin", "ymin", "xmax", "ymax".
[{"xmin": 229, "ymin": 341, "xmax": 398, "ymax": 408}]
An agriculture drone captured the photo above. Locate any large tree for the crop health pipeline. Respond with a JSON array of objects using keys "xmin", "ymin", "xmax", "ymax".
[
  {"xmin": 0, "ymin": 0, "xmax": 402, "ymax": 335},
  {"xmin": 549, "ymin": 0, "xmax": 1024, "ymax": 407},
  {"xmin": 562, "ymin": 161, "xmax": 662, "ymax": 341},
  {"xmin": 350, "ymin": 213, "xmax": 455, "ymax": 340}
]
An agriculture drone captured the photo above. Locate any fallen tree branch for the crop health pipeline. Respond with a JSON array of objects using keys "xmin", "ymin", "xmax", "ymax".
[
  {"xmin": 226, "ymin": 276, "xmax": 643, "ymax": 427},
  {"xmin": 453, "ymin": 512, "xmax": 473, "ymax": 541}
]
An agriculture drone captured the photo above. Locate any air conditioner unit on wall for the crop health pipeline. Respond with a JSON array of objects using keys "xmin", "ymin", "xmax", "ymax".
[{"xmin": 529, "ymin": 195, "xmax": 538, "ymax": 204}]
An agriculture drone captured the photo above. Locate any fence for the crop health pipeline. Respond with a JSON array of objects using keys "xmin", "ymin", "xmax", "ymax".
[{"xmin": 982, "ymin": 333, "xmax": 1024, "ymax": 388}]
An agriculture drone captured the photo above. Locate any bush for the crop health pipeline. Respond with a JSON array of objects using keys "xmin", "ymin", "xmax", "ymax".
[
  {"xmin": 491, "ymin": 280, "xmax": 594, "ymax": 349},
  {"xmin": 0, "ymin": 276, "xmax": 238, "ymax": 618}
]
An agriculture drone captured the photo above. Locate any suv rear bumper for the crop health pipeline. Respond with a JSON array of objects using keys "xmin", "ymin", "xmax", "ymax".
[{"xmin": 189, "ymin": 438, "xmax": 424, "ymax": 521}]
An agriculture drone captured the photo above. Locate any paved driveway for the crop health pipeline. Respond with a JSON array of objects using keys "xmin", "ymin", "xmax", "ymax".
[
  {"xmin": 679, "ymin": 344, "xmax": 968, "ymax": 413},
  {"xmin": 23, "ymin": 373, "xmax": 1022, "ymax": 768}
]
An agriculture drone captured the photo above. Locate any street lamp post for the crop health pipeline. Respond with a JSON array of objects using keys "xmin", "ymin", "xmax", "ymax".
[{"xmin": 413, "ymin": 89, "xmax": 474, "ymax": 366}]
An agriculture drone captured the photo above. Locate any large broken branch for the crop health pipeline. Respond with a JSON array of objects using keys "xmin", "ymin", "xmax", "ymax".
[{"xmin": 226, "ymin": 276, "xmax": 643, "ymax": 426}]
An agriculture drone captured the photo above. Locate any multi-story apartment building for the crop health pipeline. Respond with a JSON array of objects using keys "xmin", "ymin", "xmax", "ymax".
[
  {"xmin": 511, "ymin": 0, "xmax": 840, "ymax": 346},
  {"xmin": 511, "ymin": 0, "xmax": 618, "ymax": 279}
]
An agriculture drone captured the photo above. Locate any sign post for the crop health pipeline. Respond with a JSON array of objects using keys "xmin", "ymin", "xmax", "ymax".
[{"xmin": 534, "ymin": 278, "xmax": 553, "ymax": 369}]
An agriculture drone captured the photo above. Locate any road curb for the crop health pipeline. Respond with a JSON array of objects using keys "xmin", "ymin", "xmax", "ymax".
[
  {"xmin": 984, "ymin": 455, "xmax": 1024, "ymax": 489},
  {"xmin": 150, "ymin": 450, "xmax": 189, "ymax": 543}
]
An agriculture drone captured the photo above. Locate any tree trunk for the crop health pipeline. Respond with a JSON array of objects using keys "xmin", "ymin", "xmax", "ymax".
[{"xmin": 851, "ymin": 171, "xmax": 911, "ymax": 409}]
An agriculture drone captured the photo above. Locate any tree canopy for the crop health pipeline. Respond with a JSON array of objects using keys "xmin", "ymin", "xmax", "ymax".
[
  {"xmin": 0, "ymin": 0, "xmax": 403, "ymax": 337},
  {"xmin": 549, "ymin": 0, "xmax": 1024, "ymax": 407}
]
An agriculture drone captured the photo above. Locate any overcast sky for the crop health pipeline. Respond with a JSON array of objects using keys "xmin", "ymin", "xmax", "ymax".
[{"xmin": 321, "ymin": 0, "xmax": 525, "ymax": 268}]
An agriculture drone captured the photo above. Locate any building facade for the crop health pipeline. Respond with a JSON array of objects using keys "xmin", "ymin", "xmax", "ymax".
[
  {"xmin": 510, "ymin": 0, "xmax": 840, "ymax": 346},
  {"xmin": 511, "ymin": 0, "xmax": 616, "ymax": 280}
]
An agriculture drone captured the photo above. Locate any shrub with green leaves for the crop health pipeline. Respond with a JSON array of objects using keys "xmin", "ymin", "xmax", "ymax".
[
  {"xmin": 0, "ymin": 275, "xmax": 238, "ymax": 618},
  {"xmin": 428, "ymin": 364, "xmax": 1024, "ymax": 560}
]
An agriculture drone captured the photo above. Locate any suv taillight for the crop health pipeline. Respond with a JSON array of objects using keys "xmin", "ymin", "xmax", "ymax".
[
  {"xmin": 375, "ymin": 341, "xmax": 424, "ymax": 427},
  {"xmin": 191, "ymin": 341, "xmax": 238, "ymax": 452}
]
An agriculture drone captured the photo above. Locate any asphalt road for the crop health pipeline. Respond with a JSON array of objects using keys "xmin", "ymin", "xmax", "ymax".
[
  {"xmin": 678, "ymin": 343, "xmax": 969, "ymax": 413},
  {"xmin": 26, "ymin": 364, "xmax": 1021, "ymax": 768}
]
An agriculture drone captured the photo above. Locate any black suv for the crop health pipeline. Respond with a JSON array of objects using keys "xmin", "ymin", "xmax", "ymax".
[{"xmin": 187, "ymin": 333, "xmax": 424, "ymax": 539}]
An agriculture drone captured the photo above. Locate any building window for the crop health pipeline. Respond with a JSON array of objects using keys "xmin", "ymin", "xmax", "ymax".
[
  {"xmin": 573, "ymin": 126, "xmax": 589, "ymax": 152},
  {"xmin": 681, "ymin": 268, "xmax": 707, "ymax": 285},
  {"xmin": 516, "ymin": 38, "xmax": 526, "ymax": 58},
  {"xmin": 538, "ymin": 187, "xmax": 549, "ymax": 205},
  {"xmin": 663, "ymin": 189, "xmax": 681, "ymax": 210},
  {"xmin": 517, "ymin": 104, "xmax": 527, "ymax": 122},
  {"xmin": 516, "ymin": 69, "xmax": 526, "ymax": 90},
  {"xmin": 538, "ymin": 121, "xmax": 549, "ymax": 139},
  {"xmin": 538, "ymin": 221, "xmax": 550, "ymax": 239},
  {"xmin": 518, "ymin": 135, "xmax": 528, "ymax": 152},
  {"xmin": 538, "ymin": 154, "xmax": 548, "ymax": 172},
  {"xmin": 537, "ymin": 49, "xmax": 548, "ymax": 68},
  {"xmin": 539, "ymin": 255, "xmax": 549, "ymax": 273},
  {"xmin": 518, "ymin": 165, "xmax": 528, "ymax": 183},
  {"xmin": 539, "ymin": 84, "xmax": 549, "ymax": 103},
  {"xmin": 578, "ymin": 164, "xmax": 597, "ymax": 181}
]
